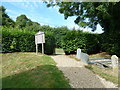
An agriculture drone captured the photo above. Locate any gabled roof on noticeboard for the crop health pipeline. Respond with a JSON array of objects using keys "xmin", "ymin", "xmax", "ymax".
[{"xmin": 35, "ymin": 31, "xmax": 44, "ymax": 35}]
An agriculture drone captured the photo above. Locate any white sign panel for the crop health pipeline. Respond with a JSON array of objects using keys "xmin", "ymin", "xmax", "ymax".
[
  {"xmin": 35, "ymin": 31, "xmax": 45, "ymax": 55},
  {"xmin": 35, "ymin": 31, "xmax": 45, "ymax": 44}
]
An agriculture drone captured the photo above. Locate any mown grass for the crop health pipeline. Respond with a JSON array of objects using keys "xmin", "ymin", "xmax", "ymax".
[
  {"xmin": 85, "ymin": 64, "xmax": 118, "ymax": 85},
  {"xmin": 2, "ymin": 52, "xmax": 71, "ymax": 88},
  {"xmin": 69, "ymin": 52, "xmax": 111, "ymax": 61},
  {"xmin": 89, "ymin": 52, "xmax": 111, "ymax": 59},
  {"xmin": 55, "ymin": 48, "xmax": 64, "ymax": 53}
]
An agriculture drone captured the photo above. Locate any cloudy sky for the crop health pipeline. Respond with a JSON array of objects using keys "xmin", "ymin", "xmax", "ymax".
[{"xmin": 1, "ymin": 1, "xmax": 103, "ymax": 33}]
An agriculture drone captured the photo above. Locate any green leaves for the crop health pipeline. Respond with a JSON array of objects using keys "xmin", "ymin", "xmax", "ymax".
[
  {"xmin": 1, "ymin": 6, "xmax": 15, "ymax": 27},
  {"xmin": 47, "ymin": 4, "xmax": 51, "ymax": 7},
  {"xmin": 16, "ymin": 14, "xmax": 31, "ymax": 28},
  {"xmin": 2, "ymin": 27, "xmax": 55, "ymax": 54},
  {"xmin": 10, "ymin": 38, "xmax": 17, "ymax": 49},
  {"xmin": 59, "ymin": 8, "xmax": 64, "ymax": 13},
  {"xmin": 61, "ymin": 31, "xmax": 100, "ymax": 55},
  {"xmin": 46, "ymin": 2, "xmax": 120, "ymax": 33},
  {"xmin": 100, "ymin": 31, "xmax": 120, "ymax": 57},
  {"xmin": 96, "ymin": 5, "xmax": 104, "ymax": 11},
  {"xmin": 74, "ymin": 16, "xmax": 80, "ymax": 24},
  {"xmin": 78, "ymin": 22, "xmax": 89, "ymax": 28}
]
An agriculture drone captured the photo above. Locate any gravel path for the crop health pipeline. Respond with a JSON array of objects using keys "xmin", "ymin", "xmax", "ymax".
[{"xmin": 50, "ymin": 55, "xmax": 117, "ymax": 88}]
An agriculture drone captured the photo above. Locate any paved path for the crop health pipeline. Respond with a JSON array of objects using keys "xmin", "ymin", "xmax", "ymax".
[{"xmin": 50, "ymin": 55, "xmax": 117, "ymax": 88}]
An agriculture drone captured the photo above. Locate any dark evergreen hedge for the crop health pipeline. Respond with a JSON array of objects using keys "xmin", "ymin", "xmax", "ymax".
[{"xmin": 100, "ymin": 31, "xmax": 120, "ymax": 57}]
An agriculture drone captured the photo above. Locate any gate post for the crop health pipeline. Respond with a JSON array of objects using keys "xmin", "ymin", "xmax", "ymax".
[
  {"xmin": 111, "ymin": 55, "xmax": 118, "ymax": 73},
  {"xmin": 76, "ymin": 48, "xmax": 81, "ymax": 59}
]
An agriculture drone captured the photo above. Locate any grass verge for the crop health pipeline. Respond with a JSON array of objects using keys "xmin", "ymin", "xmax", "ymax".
[
  {"xmin": 69, "ymin": 55, "xmax": 81, "ymax": 61},
  {"xmin": 85, "ymin": 64, "xmax": 118, "ymax": 85},
  {"xmin": 55, "ymin": 48, "xmax": 64, "ymax": 53},
  {"xmin": 89, "ymin": 52, "xmax": 111, "ymax": 59},
  {"xmin": 2, "ymin": 52, "xmax": 71, "ymax": 88}
]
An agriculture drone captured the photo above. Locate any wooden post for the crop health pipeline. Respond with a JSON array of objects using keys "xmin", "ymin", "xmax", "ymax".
[
  {"xmin": 36, "ymin": 44, "xmax": 38, "ymax": 55},
  {"xmin": 42, "ymin": 43, "xmax": 44, "ymax": 55}
]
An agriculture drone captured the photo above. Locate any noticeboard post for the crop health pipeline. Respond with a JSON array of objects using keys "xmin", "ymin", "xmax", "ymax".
[{"xmin": 35, "ymin": 31, "xmax": 45, "ymax": 55}]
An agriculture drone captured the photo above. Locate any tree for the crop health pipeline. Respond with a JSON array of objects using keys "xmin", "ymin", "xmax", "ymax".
[
  {"xmin": 25, "ymin": 22, "xmax": 41, "ymax": 31},
  {"xmin": 0, "ymin": 6, "xmax": 15, "ymax": 27},
  {"xmin": 46, "ymin": 2, "xmax": 120, "ymax": 32},
  {"xmin": 16, "ymin": 14, "xmax": 41, "ymax": 31},
  {"xmin": 40, "ymin": 25, "xmax": 69, "ymax": 48},
  {"xmin": 45, "ymin": 2, "xmax": 120, "ymax": 56},
  {"xmin": 16, "ymin": 14, "xmax": 32, "ymax": 28},
  {"xmin": 53, "ymin": 26, "xmax": 69, "ymax": 48}
]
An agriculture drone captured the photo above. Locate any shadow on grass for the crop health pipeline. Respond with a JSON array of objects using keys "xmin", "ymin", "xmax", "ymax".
[
  {"xmin": 2, "ymin": 65, "xmax": 117, "ymax": 88},
  {"xmin": 2, "ymin": 65, "xmax": 71, "ymax": 88}
]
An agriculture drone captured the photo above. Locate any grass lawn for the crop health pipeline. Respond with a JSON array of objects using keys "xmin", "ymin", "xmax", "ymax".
[
  {"xmin": 55, "ymin": 48, "xmax": 64, "ymax": 54},
  {"xmin": 89, "ymin": 52, "xmax": 111, "ymax": 59},
  {"xmin": 68, "ymin": 52, "xmax": 111, "ymax": 62},
  {"xmin": 2, "ymin": 52, "xmax": 71, "ymax": 88}
]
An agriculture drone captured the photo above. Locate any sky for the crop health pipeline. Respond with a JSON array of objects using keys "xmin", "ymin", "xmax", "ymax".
[{"xmin": 1, "ymin": 1, "xmax": 104, "ymax": 33}]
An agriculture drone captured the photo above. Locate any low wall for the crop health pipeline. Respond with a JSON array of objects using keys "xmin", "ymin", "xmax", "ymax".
[
  {"xmin": 80, "ymin": 52, "xmax": 89, "ymax": 64},
  {"xmin": 76, "ymin": 49, "xmax": 89, "ymax": 64}
]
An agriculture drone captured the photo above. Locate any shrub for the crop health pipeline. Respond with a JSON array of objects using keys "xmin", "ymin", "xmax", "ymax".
[
  {"xmin": 61, "ymin": 30, "xmax": 100, "ymax": 55},
  {"xmin": 40, "ymin": 26, "xmax": 69, "ymax": 48},
  {"xmin": 44, "ymin": 31, "xmax": 55, "ymax": 54},
  {"xmin": 100, "ymin": 31, "xmax": 120, "ymax": 57},
  {"xmin": 2, "ymin": 27, "xmax": 55, "ymax": 54},
  {"xmin": 85, "ymin": 33, "xmax": 100, "ymax": 54}
]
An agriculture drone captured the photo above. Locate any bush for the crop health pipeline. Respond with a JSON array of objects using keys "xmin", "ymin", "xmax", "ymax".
[
  {"xmin": 44, "ymin": 31, "xmax": 55, "ymax": 54},
  {"xmin": 52, "ymin": 27, "xmax": 69, "ymax": 48},
  {"xmin": 85, "ymin": 33, "xmax": 100, "ymax": 54},
  {"xmin": 61, "ymin": 30, "xmax": 100, "ymax": 55},
  {"xmin": 40, "ymin": 26, "xmax": 69, "ymax": 48},
  {"xmin": 100, "ymin": 31, "xmax": 120, "ymax": 57},
  {"xmin": 2, "ymin": 27, "xmax": 55, "ymax": 54}
]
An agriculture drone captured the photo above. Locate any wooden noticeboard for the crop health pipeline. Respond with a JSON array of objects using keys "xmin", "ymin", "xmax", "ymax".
[{"xmin": 35, "ymin": 31, "xmax": 45, "ymax": 55}]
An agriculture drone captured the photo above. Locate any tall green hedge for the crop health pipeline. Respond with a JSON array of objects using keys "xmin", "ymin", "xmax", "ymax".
[
  {"xmin": 61, "ymin": 30, "xmax": 100, "ymax": 55},
  {"xmin": 2, "ymin": 27, "xmax": 55, "ymax": 54},
  {"xmin": 44, "ymin": 31, "xmax": 55, "ymax": 54},
  {"xmin": 100, "ymin": 31, "xmax": 120, "ymax": 57}
]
